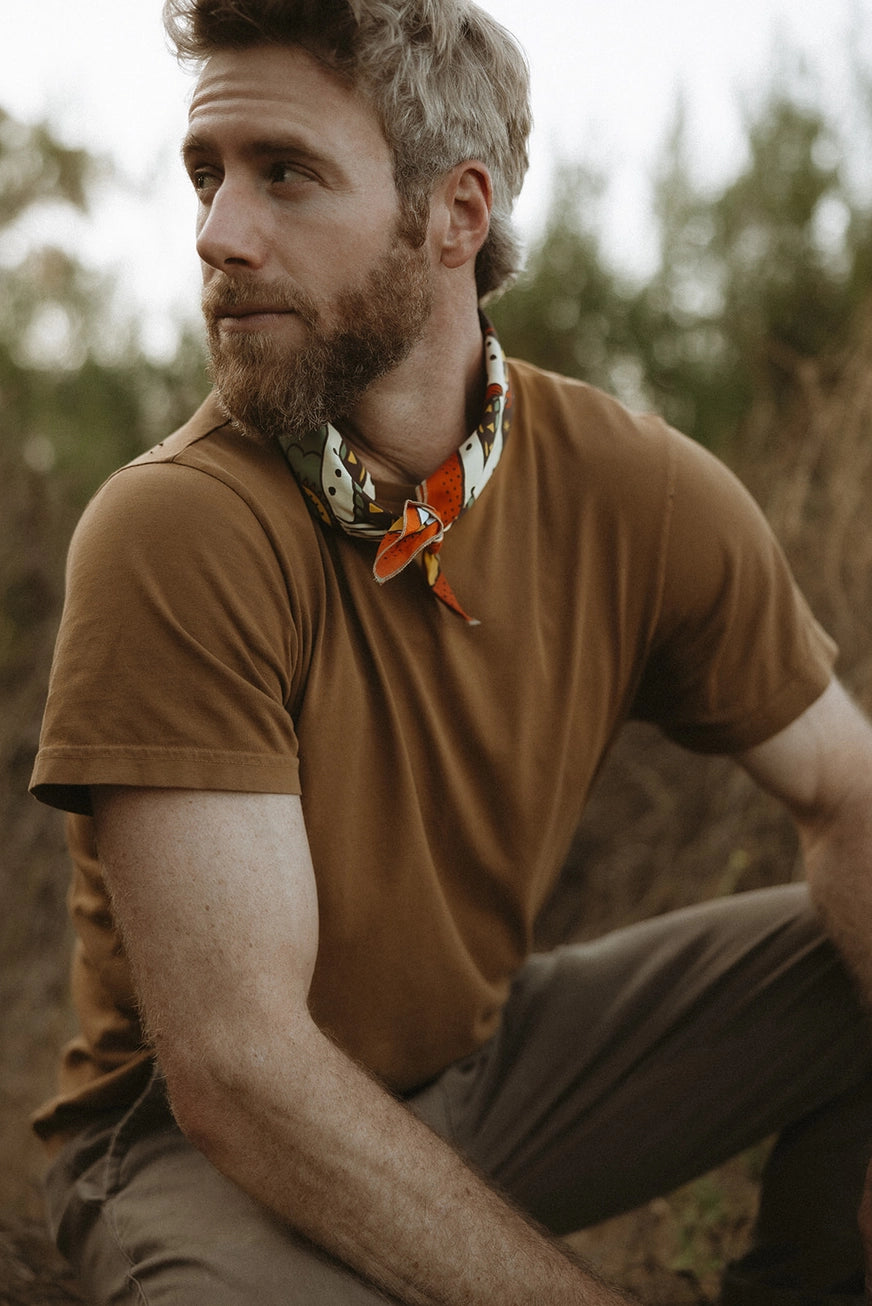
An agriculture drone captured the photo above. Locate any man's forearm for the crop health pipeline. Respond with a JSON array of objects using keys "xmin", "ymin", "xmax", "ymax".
[
  {"xmin": 169, "ymin": 1016, "xmax": 637, "ymax": 1306},
  {"xmin": 90, "ymin": 786, "xmax": 636, "ymax": 1303}
]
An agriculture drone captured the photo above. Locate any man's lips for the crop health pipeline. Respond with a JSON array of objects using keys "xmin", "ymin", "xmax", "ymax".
[
  {"xmin": 215, "ymin": 306, "xmax": 295, "ymax": 318},
  {"xmin": 202, "ymin": 279, "xmax": 315, "ymax": 329},
  {"xmin": 212, "ymin": 306, "xmax": 300, "ymax": 329}
]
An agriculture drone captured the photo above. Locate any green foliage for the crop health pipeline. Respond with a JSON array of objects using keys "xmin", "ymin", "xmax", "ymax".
[
  {"xmin": 0, "ymin": 107, "xmax": 94, "ymax": 227},
  {"xmin": 490, "ymin": 165, "xmax": 639, "ymax": 397},
  {"xmin": 494, "ymin": 66, "xmax": 872, "ymax": 452},
  {"xmin": 0, "ymin": 127, "xmax": 205, "ymax": 470}
]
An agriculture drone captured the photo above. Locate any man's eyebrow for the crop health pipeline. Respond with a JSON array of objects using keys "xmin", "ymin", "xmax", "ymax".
[
  {"xmin": 181, "ymin": 133, "xmax": 210, "ymax": 165},
  {"xmin": 180, "ymin": 132, "xmax": 329, "ymax": 167}
]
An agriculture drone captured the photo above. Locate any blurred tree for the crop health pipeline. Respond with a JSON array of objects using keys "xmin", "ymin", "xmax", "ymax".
[
  {"xmin": 494, "ymin": 66, "xmax": 872, "ymax": 453},
  {"xmin": 623, "ymin": 103, "xmax": 744, "ymax": 447},
  {"xmin": 489, "ymin": 165, "xmax": 636, "ymax": 394},
  {"xmin": 637, "ymin": 90, "xmax": 865, "ymax": 447},
  {"xmin": 0, "ymin": 107, "xmax": 93, "ymax": 225},
  {"xmin": 0, "ymin": 110, "xmax": 207, "ymax": 494}
]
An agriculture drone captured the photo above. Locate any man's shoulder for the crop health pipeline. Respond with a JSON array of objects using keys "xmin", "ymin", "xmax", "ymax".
[
  {"xmin": 505, "ymin": 356, "xmax": 684, "ymax": 497},
  {"xmin": 507, "ymin": 358, "xmax": 671, "ymax": 449},
  {"xmin": 129, "ymin": 391, "xmax": 234, "ymax": 468},
  {"xmin": 71, "ymin": 394, "xmax": 309, "ymax": 576},
  {"xmin": 507, "ymin": 357, "xmax": 745, "ymax": 492},
  {"xmin": 90, "ymin": 393, "xmax": 295, "ymax": 520}
]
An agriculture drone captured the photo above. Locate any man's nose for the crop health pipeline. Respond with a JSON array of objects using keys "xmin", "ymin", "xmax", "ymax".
[{"xmin": 196, "ymin": 182, "xmax": 267, "ymax": 271}]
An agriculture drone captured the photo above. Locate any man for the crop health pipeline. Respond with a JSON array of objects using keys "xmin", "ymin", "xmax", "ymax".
[{"xmin": 30, "ymin": 1, "xmax": 872, "ymax": 1302}]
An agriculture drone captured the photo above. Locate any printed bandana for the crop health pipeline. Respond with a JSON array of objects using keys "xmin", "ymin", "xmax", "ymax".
[{"xmin": 276, "ymin": 322, "xmax": 513, "ymax": 624}]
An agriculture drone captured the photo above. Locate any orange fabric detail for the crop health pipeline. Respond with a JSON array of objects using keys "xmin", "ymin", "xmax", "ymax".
[{"xmin": 373, "ymin": 503, "xmax": 443, "ymax": 581}]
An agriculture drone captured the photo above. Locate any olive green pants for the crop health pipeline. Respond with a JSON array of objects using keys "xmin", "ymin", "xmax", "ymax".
[{"xmin": 46, "ymin": 886, "xmax": 872, "ymax": 1303}]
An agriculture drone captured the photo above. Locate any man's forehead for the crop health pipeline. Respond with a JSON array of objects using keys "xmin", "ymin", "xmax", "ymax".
[
  {"xmin": 184, "ymin": 43, "xmax": 392, "ymax": 174},
  {"xmin": 189, "ymin": 43, "xmax": 365, "ymax": 126}
]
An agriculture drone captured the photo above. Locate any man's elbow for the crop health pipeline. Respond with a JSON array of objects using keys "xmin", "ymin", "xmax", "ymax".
[
  {"xmin": 158, "ymin": 1035, "xmax": 244, "ymax": 1158},
  {"xmin": 158, "ymin": 1007, "xmax": 320, "ymax": 1161}
]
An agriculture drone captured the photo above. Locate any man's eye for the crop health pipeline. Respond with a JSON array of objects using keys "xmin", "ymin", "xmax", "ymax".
[
  {"xmin": 191, "ymin": 169, "xmax": 219, "ymax": 193},
  {"xmin": 270, "ymin": 163, "xmax": 308, "ymax": 185}
]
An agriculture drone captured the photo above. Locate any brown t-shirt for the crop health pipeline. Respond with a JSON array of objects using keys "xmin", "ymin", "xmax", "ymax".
[{"xmin": 30, "ymin": 360, "xmax": 836, "ymax": 1139}]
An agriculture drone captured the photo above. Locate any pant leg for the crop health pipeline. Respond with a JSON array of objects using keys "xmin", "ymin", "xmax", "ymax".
[
  {"xmin": 718, "ymin": 1076, "xmax": 872, "ymax": 1304},
  {"xmin": 45, "ymin": 1065, "xmax": 447, "ymax": 1306},
  {"xmin": 436, "ymin": 885, "xmax": 872, "ymax": 1302}
]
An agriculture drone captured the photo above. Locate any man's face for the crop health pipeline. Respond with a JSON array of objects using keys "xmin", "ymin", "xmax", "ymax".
[{"xmin": 184, "ymin": 44, "xmax": 435, "ymax": 441}]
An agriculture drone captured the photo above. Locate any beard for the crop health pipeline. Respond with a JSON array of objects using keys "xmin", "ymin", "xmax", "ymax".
[{"xmin": 202, "ymin": 228, "xmax": 434, "ymax": 444}]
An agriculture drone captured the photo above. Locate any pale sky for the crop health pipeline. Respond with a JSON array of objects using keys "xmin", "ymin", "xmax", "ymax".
[{"xmin": 2, "ymin": 0, "xmax": 868, "ymax": 357}]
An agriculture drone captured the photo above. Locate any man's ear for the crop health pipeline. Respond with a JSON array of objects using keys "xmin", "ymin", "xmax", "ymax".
[{"xmin": 434, "ymin": 161, "xmax": 493, "ymax": 270}]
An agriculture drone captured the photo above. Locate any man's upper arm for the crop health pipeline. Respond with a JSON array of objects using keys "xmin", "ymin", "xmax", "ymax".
[
  {"xmin": 734, "ymin": 677, "xmax": 872, "ymax": 834},
  {"xmin": 90, "ymin": 787, "xmax": 319, "ymax": 1094}
]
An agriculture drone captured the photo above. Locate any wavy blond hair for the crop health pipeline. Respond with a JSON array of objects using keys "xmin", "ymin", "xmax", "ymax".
[{"xmin": 163, "ymin": 0, "xmax": 531, "ymax": 300}]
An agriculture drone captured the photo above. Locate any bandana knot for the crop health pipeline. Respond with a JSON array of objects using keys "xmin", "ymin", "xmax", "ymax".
[{"xmin": 373, "ymin": 501, "xmax": 445, "ymax": 581}]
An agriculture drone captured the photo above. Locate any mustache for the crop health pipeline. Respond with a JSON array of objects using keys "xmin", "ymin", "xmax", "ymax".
[{"xmin": 201, "ymin": 277, "xmax": 318, "ymax": 325}]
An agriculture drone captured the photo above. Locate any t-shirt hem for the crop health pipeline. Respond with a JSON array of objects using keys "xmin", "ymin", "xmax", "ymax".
[
  {"xmin": 662, "ymin": 658, "xmax": 835, "ymax": 755},
  {"xmin": 30, "ymin": 747, "xmax": 301, "ymax": 815}
]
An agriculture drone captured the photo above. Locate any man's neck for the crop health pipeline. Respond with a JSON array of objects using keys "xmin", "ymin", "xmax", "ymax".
[{"xmin": 334, "ymin": 299, "xmax": 487, "ymax": 487}]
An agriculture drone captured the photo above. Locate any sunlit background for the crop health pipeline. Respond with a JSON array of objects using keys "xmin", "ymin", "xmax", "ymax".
[{"xmin": 3, "ymin": 0, "xmax": 868, "ymax": 357}]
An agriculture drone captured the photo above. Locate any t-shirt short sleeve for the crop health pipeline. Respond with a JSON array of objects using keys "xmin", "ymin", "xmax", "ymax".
[
  {"xmin": 632, "ymin": 426, "xmax": 837, "ymax": 752},
  {"xmin": 31, "ymin": 458, "xmax": 302, "ymax": 814}
]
